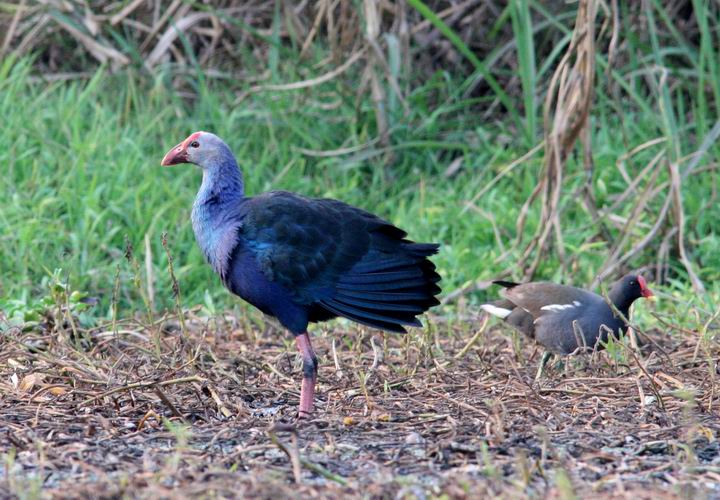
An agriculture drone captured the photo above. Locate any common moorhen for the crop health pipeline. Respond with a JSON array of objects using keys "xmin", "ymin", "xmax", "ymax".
[{"xmin": 482, "ymin": 274, "xmax": 654, "ymax": 376}]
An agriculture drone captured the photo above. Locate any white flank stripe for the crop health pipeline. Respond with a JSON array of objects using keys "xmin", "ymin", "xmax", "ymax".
[
  {"xmin": 541, "ymin": 302, "xmax": 581, "ymax": 312},
  {"xmin": 481, "ymin": 304, "xmax": 512, "ymax": 319}
]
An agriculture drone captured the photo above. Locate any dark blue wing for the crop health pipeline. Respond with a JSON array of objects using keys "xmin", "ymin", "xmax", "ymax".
[{"xmin": 236, "ymin": 191, "xmax": 441, "ymax": 333}]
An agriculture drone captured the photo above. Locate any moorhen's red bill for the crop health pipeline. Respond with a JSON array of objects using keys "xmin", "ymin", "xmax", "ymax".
[
  {"xmin": 482, "ymin": 274, "xmax": 653, "ymax": 355},
  {"xmin": 161, "ymin": 132, "xmax": 441, "ymax": 418}
]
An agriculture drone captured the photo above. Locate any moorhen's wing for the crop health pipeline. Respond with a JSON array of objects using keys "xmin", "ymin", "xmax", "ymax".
[{"xmin": 501, "ymin": 282, "xmax": 601, "ymax": 319}]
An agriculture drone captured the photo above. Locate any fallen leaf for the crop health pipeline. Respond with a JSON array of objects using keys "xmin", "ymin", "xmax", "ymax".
[
  {"xmin": 207, "ymin": 385, "xmax": 233, "ymax": 418},
  {"xmin": 60, "ymin": 366, "xmax": 84, "ymax": 376},
  {"xmin": 137, "ymin": 409, "xmax": 160, "ymax": 431},
  {"xmin": 19, "ymin": 373, "xmax": 45, "ymax": 392}
]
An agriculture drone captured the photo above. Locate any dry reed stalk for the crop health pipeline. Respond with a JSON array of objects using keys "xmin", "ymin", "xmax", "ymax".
[
  {"xmin": 0, "ymin": 0, "xmax": 27, "ymax": 59},
  {"xmin": 517, "ymin": 0, "xmax": 598, "ymax": 280},
  {"xmin": 364, "ymin": 0, "xmax": 390, "ymax": 150}
]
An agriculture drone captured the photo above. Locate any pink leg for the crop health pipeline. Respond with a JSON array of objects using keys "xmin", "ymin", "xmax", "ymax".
[{"xmin": 295, "ymin": 332, "xmax": 318, "ymax": 418}]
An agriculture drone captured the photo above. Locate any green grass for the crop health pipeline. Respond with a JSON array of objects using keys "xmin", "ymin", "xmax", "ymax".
[{"xmin": 1, "ymin": 2, "xmax": 720, "ymax": 333}]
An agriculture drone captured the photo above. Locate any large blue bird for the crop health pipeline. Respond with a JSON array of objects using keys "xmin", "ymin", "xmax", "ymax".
[{"xmin": 161, "ymin": 132, "xmax": 441, "ymax": 417}]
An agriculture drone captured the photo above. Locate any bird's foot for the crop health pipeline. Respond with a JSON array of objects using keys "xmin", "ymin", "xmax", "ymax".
[
  {"xmin": 534, "ymin": 351, "xmax": 553, "ymax": 381},
  {"xmin": 296, "ymin": 332, "xmax": 318, "ymax": 418},
  {"xmin": 297, "ymin": 374, "xmax": 316, "ymax": 418},
  {"xmin": 297, "ymin": 410, "xmax": 313, "ymax": 420}
]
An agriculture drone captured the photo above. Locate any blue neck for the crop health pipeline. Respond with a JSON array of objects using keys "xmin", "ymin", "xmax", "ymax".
[
  {"xmin": 191, "ymin": 153, "xmax": 245, "ymax": 276},
  {"xmin": 195, "ymin": 154, "xmax": 245, "ymax": 206}
]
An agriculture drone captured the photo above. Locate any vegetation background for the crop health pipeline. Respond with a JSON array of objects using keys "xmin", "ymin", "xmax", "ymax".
[
  {"xmin": 1, "ymin": 0, "xmax": 719, "ymax": 497},
  {"xmin": 1, "ymin": 0, "xmax": 718, "ymax": 325}
]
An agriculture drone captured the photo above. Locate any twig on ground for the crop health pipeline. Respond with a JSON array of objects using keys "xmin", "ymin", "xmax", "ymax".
[
  {"xmin": 80, "ymin": 375, "xmax": 205, "ymax": 407},
  {"xmin": 455, "ymin": 315, "xmax": 489, "ymax": 359}
]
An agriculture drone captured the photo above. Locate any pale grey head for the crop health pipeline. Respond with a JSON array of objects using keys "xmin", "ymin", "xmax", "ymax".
[{"xmin": 160, "ymin": 131, "xmax": 233, "ymax": 169}]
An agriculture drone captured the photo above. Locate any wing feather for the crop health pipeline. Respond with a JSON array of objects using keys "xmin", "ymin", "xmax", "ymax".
[{"xmin": 237, "ymin": 191, "xmax": 440, "ymax": 332}]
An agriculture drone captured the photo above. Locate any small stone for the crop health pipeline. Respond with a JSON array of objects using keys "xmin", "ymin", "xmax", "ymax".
[{"xmin": 405, "ymin": 432, "xmax": 424, "ymax": 445}]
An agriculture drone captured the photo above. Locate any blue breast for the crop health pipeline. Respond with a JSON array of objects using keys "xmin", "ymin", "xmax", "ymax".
[{"xmin": 223, "ymin": 244, "xmax": 310, "ymax": 334}]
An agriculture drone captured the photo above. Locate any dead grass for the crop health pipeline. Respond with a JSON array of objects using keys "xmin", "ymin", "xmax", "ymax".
[
  {"xmin": 1, "ymin": 309, "xmax": 719, "ymax": 498},
  {"xmin": 0, "ymin": 1, "xmax": 529, "ymax": 72}
]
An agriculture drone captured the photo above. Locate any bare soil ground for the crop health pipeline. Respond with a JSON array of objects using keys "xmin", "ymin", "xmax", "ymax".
[{"xmin": 1, "ymin": 311, "xmax": 719, "ymax": 499}]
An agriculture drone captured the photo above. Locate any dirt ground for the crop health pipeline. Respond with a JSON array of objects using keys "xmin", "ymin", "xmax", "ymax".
[{"xmin": 1, "ymin": 310, "xmax": 719, "ymax": 499}]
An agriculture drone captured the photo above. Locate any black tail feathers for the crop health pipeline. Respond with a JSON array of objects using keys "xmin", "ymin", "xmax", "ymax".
[
  {"xmin": 321, "ymin": 242, "xmax": 441, "ymax": 333},
  {"xmin": 492, "ymin": 280, "xmax": 520, "ymax": 289}
]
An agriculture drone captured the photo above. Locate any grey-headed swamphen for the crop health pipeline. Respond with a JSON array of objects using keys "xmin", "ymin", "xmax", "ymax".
[{"xmin": 161, "ymin": 132, "xmax": 441, "ymax": 417}]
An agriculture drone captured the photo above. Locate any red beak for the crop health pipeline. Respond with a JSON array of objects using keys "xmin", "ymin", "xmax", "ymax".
[
  {"xmin": 638, "ymin": 275, "xmax": 654, "ymax": 299},
  {"xmin": 161, "ymin": 142, "xmax": 189, "ymax": 166}
]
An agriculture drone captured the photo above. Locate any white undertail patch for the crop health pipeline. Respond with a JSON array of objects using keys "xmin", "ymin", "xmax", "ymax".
[
  {"xmin": 540, "ymin": 301, "xmax": 582, "ymax": 312},
  {"xmin": 481, "ymin": 304, "xmax": 512, "ymax": 319}
]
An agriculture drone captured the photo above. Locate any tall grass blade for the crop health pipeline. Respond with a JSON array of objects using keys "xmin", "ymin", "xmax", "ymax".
[
  {"xmin": 510, "ymin": 0, "xmax": 537, "ymax": 142},
  {"xmin": 406, "ymin": 0, "xmax": 520, "ymax": 125}
]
